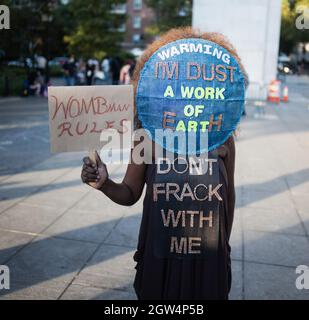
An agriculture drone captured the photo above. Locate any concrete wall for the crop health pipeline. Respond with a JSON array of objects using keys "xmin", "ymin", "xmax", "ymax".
[{"xmin": 192, "ymin": 0, "xmax": 282, "ymax": 99}]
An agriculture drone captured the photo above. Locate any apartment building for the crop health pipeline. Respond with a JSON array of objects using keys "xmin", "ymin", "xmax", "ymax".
[{"xmin": 121, "ymin": 0, "xmax": 156, "ymax": 50}]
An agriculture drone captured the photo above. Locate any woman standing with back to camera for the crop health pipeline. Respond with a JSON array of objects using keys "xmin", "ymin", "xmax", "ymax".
[{"xmin": 81, "ymin": 27, "xmax": 248, "ymax": 300}]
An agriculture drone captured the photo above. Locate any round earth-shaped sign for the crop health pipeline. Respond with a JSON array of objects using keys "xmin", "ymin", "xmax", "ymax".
[{"xmin": 136, "ymin": 38, "xmax": 245, "ymax": 155}]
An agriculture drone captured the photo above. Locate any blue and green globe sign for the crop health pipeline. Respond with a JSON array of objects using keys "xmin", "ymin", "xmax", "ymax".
[{"xmin": 136, "ymin": 38, "xmax": 245, "ymax": 155}]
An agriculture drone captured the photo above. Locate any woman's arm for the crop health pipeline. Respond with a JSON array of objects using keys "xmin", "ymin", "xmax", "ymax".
[
  {"xmin": 81, "ymin": 151, "xmax": 146, "ymax": 206},
  {"xmin": 222, "ymin": 135, "xmax": 236, "ymax": 239},
  {"xmin": 100, "ymin": 162, "xmax": 146, "ymax": 206}
]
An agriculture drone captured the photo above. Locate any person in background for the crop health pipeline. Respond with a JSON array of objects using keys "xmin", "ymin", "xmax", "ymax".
[
  {"xmin": 36, "ymin": 71, "xmax": 46, "ymax": 96},
  {"xmin": 35, "ymin": 55, "xmax": 47, "ymax": 76},
  {"xmin": 63, "ymin": 55, "xmax": 76, "ymax": 86},
  {"xmin": 110, "ymin": 56, "xmax": 121, "ymax": 85},
  {"xmin": 129, "ymin": 59, "xmax": 136, "ymax": 80},
  {"xmin": 119, "ymin": 59, "xmax": 134, "ymax": 85},
  {"xmin": 27, "ymin": 70, "xmax": 41, "ymax": 96},
  {"xmin": 76, "ymin": 58, "xmax": 86, "ymax": 85},
  {"xmin": 85, "ymin": 60, "xmax": 95, "ymax": 85},
  {"xmin": 88, "ymin": 58, "xmax": 99, "ymax": 72},
  {"xmin": 101, "ymin": 56, "xmax": 110, "ymax": 83}
]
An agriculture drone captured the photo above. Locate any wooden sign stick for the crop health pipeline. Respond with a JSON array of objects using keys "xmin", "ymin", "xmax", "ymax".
[{"xmin": 88, "ymin": 150, "xmax": 98, "ymax": 188}]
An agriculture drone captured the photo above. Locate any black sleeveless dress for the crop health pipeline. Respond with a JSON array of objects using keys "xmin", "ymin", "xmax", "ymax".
[{"xmin": 133, "ymin": 153, "xmax": 232, "ymax": 300}]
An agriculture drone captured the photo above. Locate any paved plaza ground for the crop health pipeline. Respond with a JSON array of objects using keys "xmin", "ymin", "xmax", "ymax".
[{"xmin": 0, "ymin": 75, "xmax": 308, "ymax": 299}]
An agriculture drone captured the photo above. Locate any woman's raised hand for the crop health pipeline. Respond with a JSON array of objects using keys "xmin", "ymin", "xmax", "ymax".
[{"xmin": 81, "ymin": 151, "xmax": 108, "ymax": 190}]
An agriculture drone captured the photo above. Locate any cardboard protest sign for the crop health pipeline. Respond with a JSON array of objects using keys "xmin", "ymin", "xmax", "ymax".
[
  {"xmin": 48, "ymin": 85, "xmax": 133, "ymax": 153},
  {"xmin": 136, "ymin": 38, "xmax": 245, "ymax": 155}
]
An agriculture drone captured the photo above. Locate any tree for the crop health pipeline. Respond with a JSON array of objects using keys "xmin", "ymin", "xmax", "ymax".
[
  {"xmin": 280, "ymin": 0, "xmax": 309, "ymax": 54},
  {"xmin": 0, "ymin": 0, "xmax": 68, "ymax": 61},
  {"xmin": 145, "ymin": 0, "xmax": 192, "ymax": 36},
  {"xmin": 63, "ymin": 0, "xmax": 126, "ymax": 59}
]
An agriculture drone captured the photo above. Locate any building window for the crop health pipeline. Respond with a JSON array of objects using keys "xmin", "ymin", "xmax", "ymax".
[
  {"xmin": 133, "ymin": 0, "xmax": 142, "ymax": 10},
  {"xmin": 133, "ymin": 16, "xmax": 141, "ymax": 29},
  {"xmin": 132, "ymin": 34, "xmax": 141, "ymax": 43},
  {"xmin": 117, "ymin": 23, "xmax": 126, "ymax": 32},
  {"xmin": 111, "ymin": 4, "xmax": 127, "ymax": 14}
]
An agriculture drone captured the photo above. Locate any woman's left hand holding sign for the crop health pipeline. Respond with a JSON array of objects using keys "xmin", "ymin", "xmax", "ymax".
[{"xmin": 81, "ymin": 150, "xmax": 109, "ymax": 190}]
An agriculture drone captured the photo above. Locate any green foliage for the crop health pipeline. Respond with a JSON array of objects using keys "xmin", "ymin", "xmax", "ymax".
[
  {"xmin": 0, "ymin": 0, "xmax": 67, "ymax": 61},
  {"xmin": 0, "ymin": 66, "xmax": 26, "ymax": 96},
  {"xmin": 0, "ymin": 0, "xmax": 127, "ymax": 61},
  {"xmin": 63, "ymin": 0, "xmax": 126, "ymax": 59},
  {"xmin": 280, "ymin": 0, "xmax": 309, "ymax": 54},
  {"xmin": 145, "ymin": 0, "xmax": 192, "ymax": 34}
]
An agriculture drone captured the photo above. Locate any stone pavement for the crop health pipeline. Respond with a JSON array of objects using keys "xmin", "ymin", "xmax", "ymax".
[{"xmin": 0, "ymin": 76, "xmax": 308, "ymax": 300}]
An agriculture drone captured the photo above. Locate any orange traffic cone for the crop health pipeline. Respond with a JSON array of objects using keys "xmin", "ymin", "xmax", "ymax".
[
  {"xmin": 282, "ymin": 85, "xmax": 289, "ymax": 102},
  {"xmin": 267, "ymin": 80, "xmax": 281, "ymax": 103}
]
